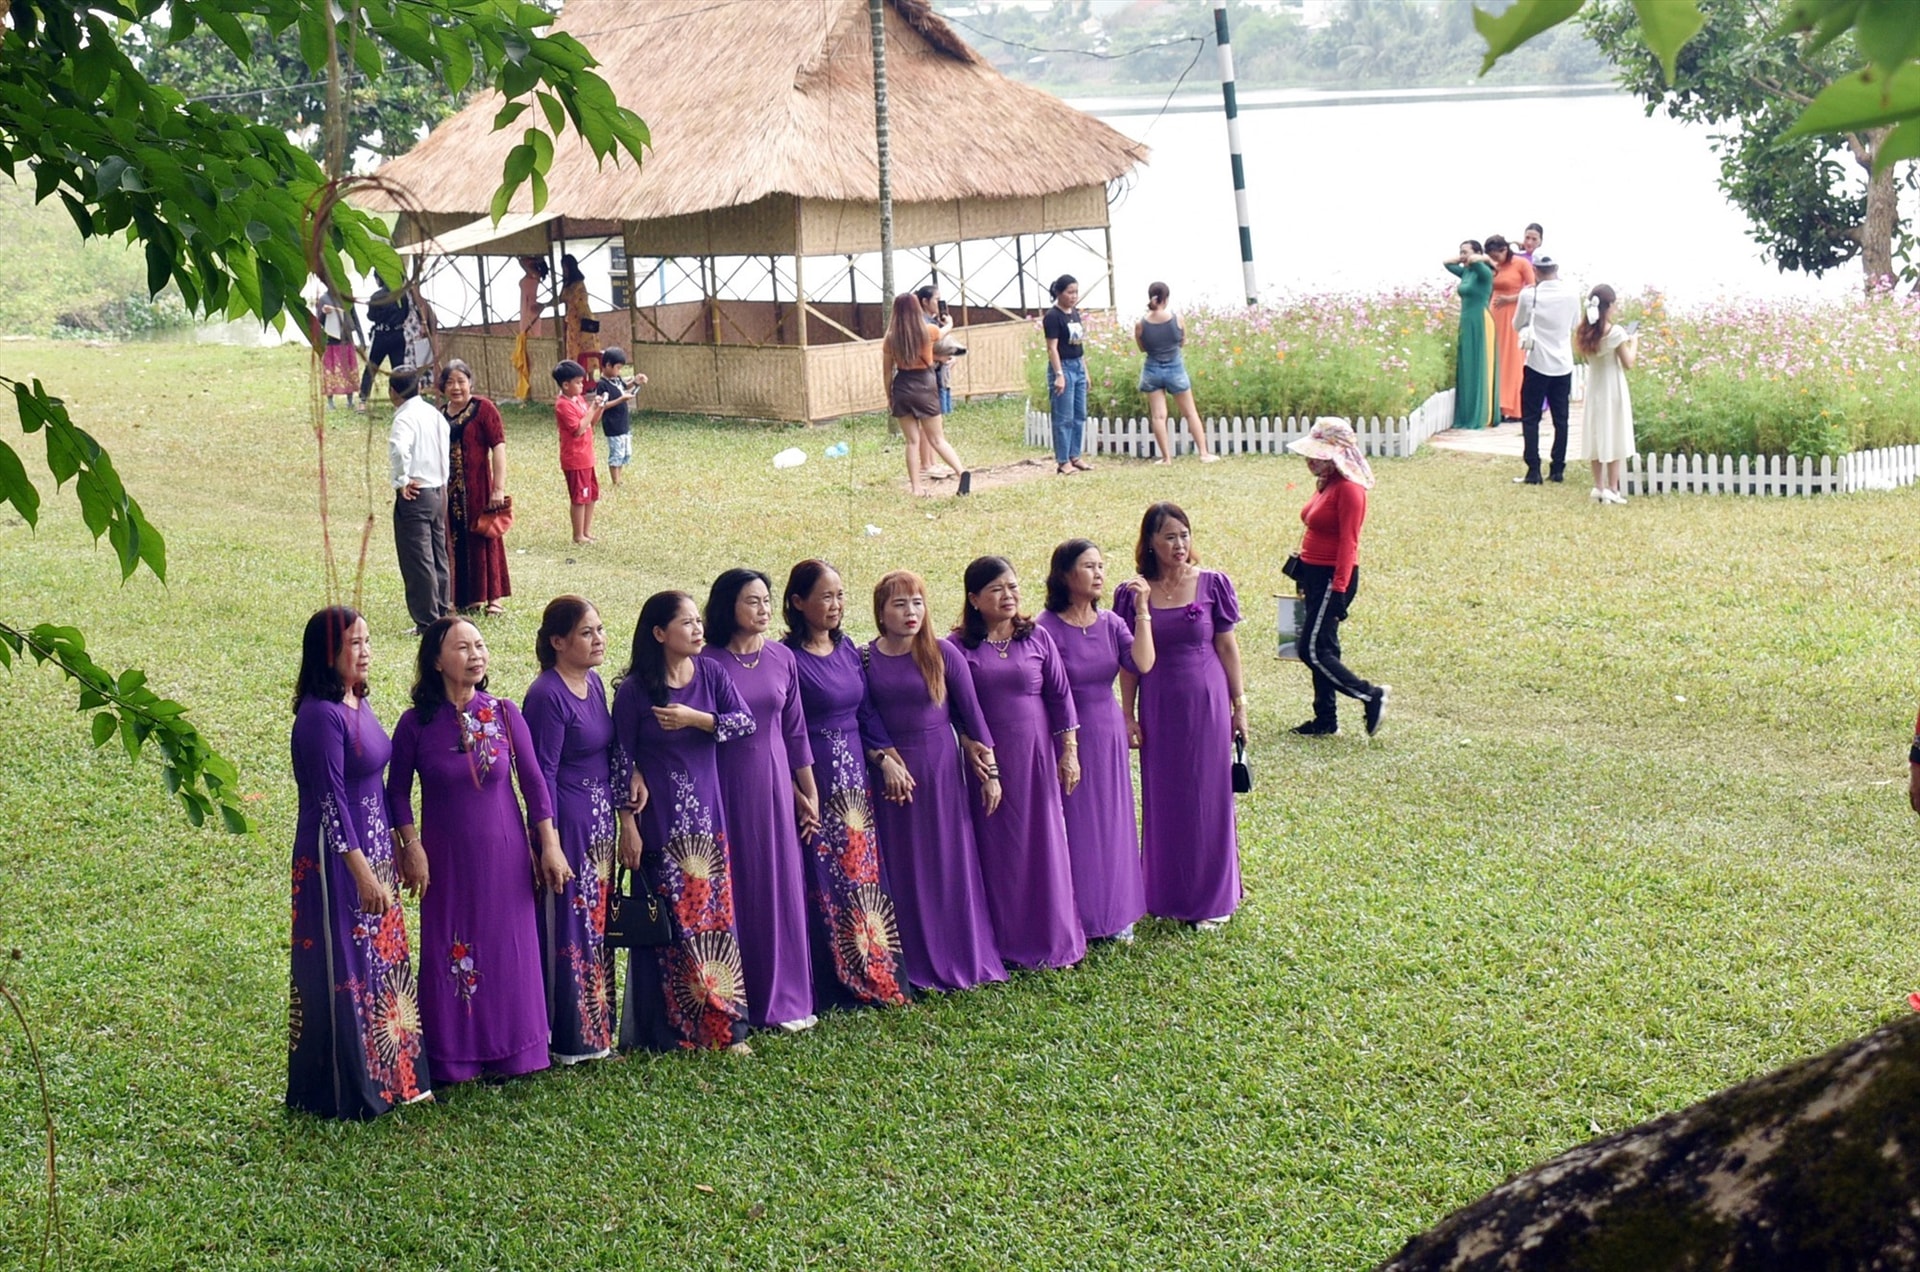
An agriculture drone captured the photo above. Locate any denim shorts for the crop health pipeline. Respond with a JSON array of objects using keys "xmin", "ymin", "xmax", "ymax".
[
  {"xmin": 1138, "ymin": 359, "xmax": 1191, "ymax": 395},
  {"xmin": 606, "ymin": 432, "xmax": 632, "ymax": 468}
]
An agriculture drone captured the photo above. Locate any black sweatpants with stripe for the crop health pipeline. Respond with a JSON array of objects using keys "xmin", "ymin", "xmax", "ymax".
[{"xmin": 1297, "ymin": 562, "xmax": 1376, "ymax": 726}]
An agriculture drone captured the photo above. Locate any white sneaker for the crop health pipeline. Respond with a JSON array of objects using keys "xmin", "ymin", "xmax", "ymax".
[
  {"xmin": 1113, "ymin": 923, "xmax": 1137, "ymax": 945},
  {"xmin": 1194, "ymin": 914, "xmax": 1233, "ymax": 932},
  {"xmin": 777, "ymin": 1014, "xmax": 819, "ymax": 1033},
  {"xmin": 1589, "ymin": 487, "xmax": 1604, "ymax": 502},
  {"xmin": 1601, "ymin": 488, "xmax": 1627, "ymax": 505}
]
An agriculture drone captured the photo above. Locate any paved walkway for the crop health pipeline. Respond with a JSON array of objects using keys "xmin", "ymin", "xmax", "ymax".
[{"xmin": 1427, "ymin": 397, "xmax": 1585, "ymax": 459}]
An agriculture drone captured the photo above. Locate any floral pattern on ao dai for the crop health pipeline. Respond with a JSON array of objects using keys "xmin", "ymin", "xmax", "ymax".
[
  {"xmin": 611, "ymin": 660, "xmax": 756, "ymax": 1051},
  {"xmin": 288, "ymin": 698, "xmax": 430, "ymax": 1118}
]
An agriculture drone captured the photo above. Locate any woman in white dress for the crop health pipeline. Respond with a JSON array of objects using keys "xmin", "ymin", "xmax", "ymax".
[{"xmin": 1576, "ymin": 283, "xmax": 1638, "ymax": 505}]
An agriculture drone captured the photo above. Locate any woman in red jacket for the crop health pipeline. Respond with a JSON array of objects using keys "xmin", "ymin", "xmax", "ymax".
[{"xmin": 1286, "ymin": 418, "xmax": 1389, "ymax": 737}]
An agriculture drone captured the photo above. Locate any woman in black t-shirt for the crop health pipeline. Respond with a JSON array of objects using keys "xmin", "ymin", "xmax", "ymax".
[{"xmin": 1043, "ymin": 275, "xmax": 1090, "ymax": 476}]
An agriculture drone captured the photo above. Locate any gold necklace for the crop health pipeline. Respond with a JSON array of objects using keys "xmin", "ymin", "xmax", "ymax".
[
  {"xmin": 728, "ymin": 645, "xmax": 762, "ymax": 669},
  {"xmin": 985, "ymin": 635, "xmax": 1014, "ymax": 659}
]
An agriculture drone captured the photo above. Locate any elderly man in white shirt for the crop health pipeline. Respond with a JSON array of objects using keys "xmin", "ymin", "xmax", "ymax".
[
  {"xmin": 1512, "ymin": 254, "xmax": 1581, "ymax": 485},
  {"xmin": 387, "ymin": 366, "xmax": 452, "ymax": 633}
]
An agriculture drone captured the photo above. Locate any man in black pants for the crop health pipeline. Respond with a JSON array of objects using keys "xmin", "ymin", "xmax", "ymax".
[
  {"xmin": 1512, "ymin": 255, "xmax": 1579, "ymax": 484},
  {"xmin": 387, "ymin": 368, "xmax": 451, "ymax": 634},
  {"xmin": 359, "ymin": 280, "xmax": 413, "ymax": 406}
]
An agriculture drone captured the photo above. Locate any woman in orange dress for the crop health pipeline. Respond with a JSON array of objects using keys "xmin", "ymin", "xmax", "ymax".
[{"xmin": 1486, "ymin": 234, "xmax": 1535, "ymax": 423}]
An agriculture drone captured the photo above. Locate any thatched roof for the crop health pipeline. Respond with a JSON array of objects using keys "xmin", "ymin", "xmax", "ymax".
[{"xmin": 368, "ymin": 0, "xmax": 1145, "ymax": 224}]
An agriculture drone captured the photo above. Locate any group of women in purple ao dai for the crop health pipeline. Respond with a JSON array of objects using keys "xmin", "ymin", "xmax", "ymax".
[{"xmin": 285, "ymin": 501, "xmax": 1248, "ymax": 1119}]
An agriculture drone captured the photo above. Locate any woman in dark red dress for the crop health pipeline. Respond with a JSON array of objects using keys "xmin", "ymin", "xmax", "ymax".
[{"xmin": 438, "ymin": 360, "xmax": 512, "ymax": 615}]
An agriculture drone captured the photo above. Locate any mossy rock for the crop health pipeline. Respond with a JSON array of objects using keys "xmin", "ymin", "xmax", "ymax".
[{"xmin": 1380, "ymin": 1011, "xmax": 1920, "ymax": 1270}]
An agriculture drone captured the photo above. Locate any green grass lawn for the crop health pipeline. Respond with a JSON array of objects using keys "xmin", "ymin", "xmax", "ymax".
[{"xmin": 2, "ymin": 338, "xmax": 1917, "ymax": 1270}]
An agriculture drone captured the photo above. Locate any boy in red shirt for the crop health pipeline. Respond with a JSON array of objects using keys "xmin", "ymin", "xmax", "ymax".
[{"xmin": 553, "ymin": 359, "xmax": 606, "ymax": 544}]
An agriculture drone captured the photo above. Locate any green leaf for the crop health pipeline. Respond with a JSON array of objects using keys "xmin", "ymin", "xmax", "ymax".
[
  {"xmin": 436, "ymin": 24, "xmax": 474, "ymax": 95},
  {"xmin": 0, "ymin": 438, "xmax": 40, "ymax": 527},
  {"xmin": 219, "ymin": 803, "xmax": 253, "ymax": 834},
  {"xmin": 91, "ymin": 711, "xmax": 117, "ymax": 748},
  {"xmin": 490, "ymin": 180, "xmax": 513, "ymax": 224},
  {"xmin": 1628, "ymin": 0, "xmax": 1704, "ymax": 84},
  {"xmin": 530, "ymin": 169, "xmax": 548, "ymax": 213},
  {"xmin": 1873, "ymin": 115, "xmax": 1920, "ymax": 173},
  {"xmin": 536, "ymin": 89, "xmax": 566, "ymax": 134},
  {"xmin": 1473, "ymin": 0, "xmax": 1585, "ymax": 74},
  {"xmin": 118, "ymin": 713, "xmax": 141, "ymax": 762},
  {"xmin": 1786, "ymin": 66, "xmax": 1920, "ymax": 136},
  {"xmin": 493, "ymin": 100, "xmax": 530, "ymax": 129},
  {"xmin": 526, "ymin": 126, "xmax": 553, "ymax": 172},
  {"xmin": 1855, "ymin": 0, "xmax": 1920, "ymax": 74},
  {"xmin": 502, "ymin": 142, "xmax": 537, "ymax": 185}
]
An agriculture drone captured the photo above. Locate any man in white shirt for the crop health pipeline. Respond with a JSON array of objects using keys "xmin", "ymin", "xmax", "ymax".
[
  {"xmin": 387, "ymin": 367, "xmax": 452, "ymax": 633},
  {"xmin": 1512, "ymin": 255, "xmax": 1580, "ymax": 485}
]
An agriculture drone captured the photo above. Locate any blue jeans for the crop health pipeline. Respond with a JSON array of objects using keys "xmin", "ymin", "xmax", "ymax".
[
  {"xmin": 940, "ymin": 384, "xmax": 953, "ymax": 416},
  {"xmin": 1049, "ymin": 357, "xmax": 1088, "ymax": 465}
]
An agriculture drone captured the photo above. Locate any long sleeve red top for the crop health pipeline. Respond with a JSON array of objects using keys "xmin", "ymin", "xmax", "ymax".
[{"xmin": 1299, "ymin": 475, "xmax": 1367, "ymax": 592}]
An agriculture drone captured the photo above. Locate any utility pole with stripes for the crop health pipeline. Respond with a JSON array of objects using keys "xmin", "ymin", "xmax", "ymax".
[
  {"xmin": 1213, "ymin": 1, "xmax": 1258, "ymax": 306},
  {"xmin": 869, "ymin": 0, "xmax": 895, "ymax": 306}
]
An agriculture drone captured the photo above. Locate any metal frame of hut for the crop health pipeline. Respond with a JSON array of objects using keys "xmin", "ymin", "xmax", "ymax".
[{"xmin": 364, "ymin": 0, "xmax": 1145, "ymax": 423}]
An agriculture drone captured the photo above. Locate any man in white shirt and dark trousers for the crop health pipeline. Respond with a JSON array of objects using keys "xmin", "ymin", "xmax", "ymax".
[
  {"xmin": 1512, "ymin": 255, "xmax": 1580, "ymax": 485},
  {"xmin": 387, "ymin": 367, "xmax": 452, "ymax": 634}
]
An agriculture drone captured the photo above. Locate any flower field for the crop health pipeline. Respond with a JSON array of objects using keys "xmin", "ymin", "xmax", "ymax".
[
  {"xmin": 1623, "ymin": 289, "xmax": 1920, "ymax": 458},
  {"xmin": 1027, "ymin": 290, "xmax": 1457, "ymax": 422}
]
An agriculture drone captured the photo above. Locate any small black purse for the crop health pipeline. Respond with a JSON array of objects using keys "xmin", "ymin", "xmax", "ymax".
[
  {"xmin": 1281, "ymin": 552, "xmax": 1304, "ymax": 581},
  {"xmin": 604, "ymin": 866, "xmax": 674, "ymax": 948},
  {"xmin": 1231, "ymin": 736, "xmax": 1252, "ymax": 794}
]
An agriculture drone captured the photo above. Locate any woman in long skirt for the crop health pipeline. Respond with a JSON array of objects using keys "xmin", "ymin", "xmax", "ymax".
[
  {"xmin": 701, "ymin": 569, "xmax": 820, "ymax": 1032},
  {"xmin": 439, "ymin": 360, "xmax": 512, "ymax": 614},
  {"xmin": 387, "ymin": 618, "xmax": 574, "ymax": 1083},
  {"xmin": 865, "ymin": 570, "xmax": 1007, "ymax": 992},
  {"xmin": 1114, "ymin": 504, "xmax": 1246, "ymax": 930},
  {"xmin": 522, "ymin": 596, "xmax": 621, "ymax": 1063},
  {"xmin": 610, "ymin": 591, "xmax": 757, "ymax": 1053},
  {"xmin": 1445, "ymin": 241, "xmax": 1497, "ymax": 430},
  {"xmin": 950, "ymin": 556, "xmax": 1086, "ymax": 971},
  {"xmin": 1036, "ymin": 541, "xmax": 1156, "ymax": 943},
  {"xmin": 287, "ymin": 607, "xmax": 431, "ymax": 1117},
  {"xmin": 783, "ymin": 560, "xmax": 911, "ymax": 1012}
]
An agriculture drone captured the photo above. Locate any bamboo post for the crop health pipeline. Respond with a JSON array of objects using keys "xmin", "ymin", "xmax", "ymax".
[{"xmin": 869, "ymin": 0, "xmax": 895, "ymax": 304}]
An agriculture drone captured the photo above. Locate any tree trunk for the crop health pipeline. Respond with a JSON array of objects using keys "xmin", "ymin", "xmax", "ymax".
[
  {"xmin": 1859, "ymin": 127, "xmax": 1896, "ymax": 288},
  {"xmin": 1378, "ymin": 1011, "xmax": 1920, "ymax": 1271}
]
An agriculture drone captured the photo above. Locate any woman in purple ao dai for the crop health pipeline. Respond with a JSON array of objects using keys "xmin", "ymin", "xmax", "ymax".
[
  {"xmin": 950, "ymin": 555, "xmax": 1086, "ymax": 971},
  {"xmin": 1113, "ymin": 502, "xmax": 1248, "ymax": 930},
  {"xmin": 287, "ymin": 607, "xmax": 432, "ymax": 1118},
  {"xmin": 387, "ymin": 618, "xmax": 575, "ymax": 1084},
  {"xmin": 864, "ymin": 570, "xmax": 1007, "ymax": 992},
  {"xmin": 783, "ymin": 560, "xmax": 912, "ymax": 1012},
  {"xmin": 1036, "ymin": 540, "xmax": 1156, "ymax": 943},
  {"xmin": 611, "ymin": 590, "xmax": 756, "ymax": 1053},
  {"xmin": 701, "ymin": 569, "xmax": 820, "ymax": 1032},
  {"xmin": 521, "ymin": 596, "xmax": 623, "ymax": 1064}
]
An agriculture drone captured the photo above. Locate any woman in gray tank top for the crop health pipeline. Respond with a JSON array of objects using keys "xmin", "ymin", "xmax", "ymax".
[{"xmin": 1133, "ymin": 282, "xmax": 1217, "ymax": 464}]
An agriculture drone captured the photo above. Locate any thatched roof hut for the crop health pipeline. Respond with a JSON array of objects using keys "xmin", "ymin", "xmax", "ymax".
[{"xmin": 370, "ymin": 0, "xmax": 1146, "ymax": 421}]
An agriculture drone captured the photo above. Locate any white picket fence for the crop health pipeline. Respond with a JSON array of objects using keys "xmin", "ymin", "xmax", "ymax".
[
  {"xmin": 1024, "ymin": 386, "xmax": 1458, "ymax": 460},
  {"xmin": 1625, "ymin": 445, "xmax": 1920, "ymax": 496}
]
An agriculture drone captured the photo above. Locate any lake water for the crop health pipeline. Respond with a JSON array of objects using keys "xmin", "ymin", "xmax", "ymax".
[{"xmin": 1089, "ymin": 87, "xmax": 1863, "ymax": 309}]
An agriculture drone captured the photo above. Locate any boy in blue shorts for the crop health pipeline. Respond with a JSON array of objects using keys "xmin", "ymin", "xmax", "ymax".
[{"xmin": 595, "ymin": 348, "xmax": 645, "ymax": 487}]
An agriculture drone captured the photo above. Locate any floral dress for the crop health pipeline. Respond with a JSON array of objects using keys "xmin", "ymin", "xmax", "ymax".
[
  {"xmin": 611, "ymin": 661, "xmax": 757, "ymax": 1050},
  {"xmin": 288, "ymin": 697, "xmax": 430, "ymax": 1117}
]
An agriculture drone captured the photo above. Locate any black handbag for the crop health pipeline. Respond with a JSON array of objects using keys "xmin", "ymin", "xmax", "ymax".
[
  {"xmin": 1281, "ymin": 552, "xmax": 1304, "ymax": 581},
  {"xmin": 604, "ymin": 866, "xmax": 674, "ymax": 948},
  {"xmin": 1231, "ymin": 736, "xmax": 1252, "ymax": 794}
]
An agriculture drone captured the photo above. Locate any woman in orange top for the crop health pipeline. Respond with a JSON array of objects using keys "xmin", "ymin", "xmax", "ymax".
[
  {"xmin": 1486, "ymin": 234, "xmax": 1535, "ymax": 423},
  {"xmin": 882, "ymin": 292, "xmax": 970, "ymax": 497}
]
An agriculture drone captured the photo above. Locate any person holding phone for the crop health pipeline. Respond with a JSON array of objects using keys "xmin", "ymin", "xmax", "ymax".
[
  {"xmin": 1044, "ymin": 275, "xmax": 1091, "ymax": 474},
  {"xmin": 1575, "ymin": 284, "xmax": 1639, "ymax": 505}
]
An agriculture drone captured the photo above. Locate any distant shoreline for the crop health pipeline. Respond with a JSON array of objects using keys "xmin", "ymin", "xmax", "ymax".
[{"xmin": 1076, "ymin": 82, "xmax": 1623, "ymax": 117}]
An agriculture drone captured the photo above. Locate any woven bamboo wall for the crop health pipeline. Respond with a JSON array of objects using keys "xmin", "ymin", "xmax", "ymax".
[
  {"xmin": 945, "ymin": 319, "xmax": 1032, "ymax": 401},
  {"xmin": 805, "ymin": 342, "xmax": 889, "ymax": 420},
  {"xmin": 797, "ymin": 189, "xmax": 1109, "ymax": 256}
]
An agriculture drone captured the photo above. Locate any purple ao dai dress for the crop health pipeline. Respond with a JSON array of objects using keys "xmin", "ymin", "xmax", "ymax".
[
  {"xmin": 386, "ymin": 692, "xmax": 554, "ymax": 1083},
  {"xmin": 792, "ymin": 639, "xmax": 911, "ymax": 1011},
  {"xmin": 702, "ymin": 641, "xmax": 816, "ymax": 1030},
  {"xmin": 521, "ymin": 669, "xmax": 622, "ymax": 1063},
  {"xmin": 862, "ymin": 640, "xmax": 1008, "ymax": 992},
  {"xmin": 611, "ymin": 661, "xmax": 756, "ymax": 1051},
  {"xmin": 951, "ymin": 629, "xmax": 1087, "ymax": 970},
  {"xmin": 1035, "ymin": 610, "xmax": 1146, "ymax": 940},
  {"xmin": 1113, "ymin": 570, "xmax": 1243, "ymax": 922},
  {"xmin": 288, "ymin": 698, "xmax": 431, "ymax": 1118}
]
